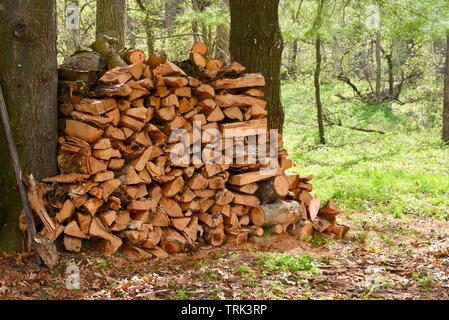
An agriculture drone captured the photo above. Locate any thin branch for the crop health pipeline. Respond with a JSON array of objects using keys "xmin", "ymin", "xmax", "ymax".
[
  {"xmin": 154, "ymin": 33, "xmax": 202, "ymax": 40},
  {"xmin": 324, "ymin": 115, "xmax": 385, "ymax": 134}
]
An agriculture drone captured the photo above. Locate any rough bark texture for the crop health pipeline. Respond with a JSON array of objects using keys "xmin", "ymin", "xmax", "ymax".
[
  {"xmin": 96, "ymin": 0, "xmax": 127, "ymax": 50},
  {"xmin": 0, "ymin": 0, "xmax": 58, "ymax": 250},
  {"xmin": 314, "ymin": 36, "xmax": 325, "ymax": 144},
  {"xmin": 229, "ymin": 0, "xmax": 284, "ymax": 130},
  {"xmin": 443, "ymin": 34, "xmax": 449, "ymax": 143}
]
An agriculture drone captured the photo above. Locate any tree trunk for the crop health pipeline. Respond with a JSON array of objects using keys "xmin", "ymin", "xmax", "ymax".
[
  {"xmin": 386, "ymin": 51, "xmax": 394, "ymax": 98},
  {"xmin": 165, "ymin": 0, "xmax": 183, "ymax": 29},
  {"xmin": 375, "ymin": 31, "xmax": 382, "ymax": 103},
  {"xmin": 0, "ymin": 0, "xmax": 58, "ymax": 251},
  {"xmin": 96, "ymin": 0, "xmax": 127, "ymax": 50},
  {"xmin": 135, "ymin": 0, "xmax": 155, "ymax": 56},
  {"xmin": 192, "ymin": 0, "xmax": 212, "ymax": 51},
  {"xmin": 314, "ymin": 36, "xmax": 326, "ymax": 145},
  {"xmin": 215, "ymin": 24, "xmax": 229, "ymax": 61},
  {"xmin": 443, "ymin": 34, "xmax": 449, "ymax": 143},
  {"xmin": 288, "ymin": 40, "xmax": 298, "ymax": 80},
  {"xmin": 229, "ymin": 0, "xmax": 284, "ymax": 131}
]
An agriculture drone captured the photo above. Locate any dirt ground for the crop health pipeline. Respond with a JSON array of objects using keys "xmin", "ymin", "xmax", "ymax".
[{"xmin": 1, "ymin": 212, "xmax": 448, "ymax": 300}]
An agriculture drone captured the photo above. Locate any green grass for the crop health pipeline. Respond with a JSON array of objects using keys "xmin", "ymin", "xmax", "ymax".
[
  {"xmin": 282, "ymin": 82, "xmax": 449, "ymax": 220},
  {"xmin": 256, "ymin": 252, "xmax": 319, "ymax": 274},
  {"xmin": 236, "ymin": 263, "xmax": 255, "ymax": 276}
]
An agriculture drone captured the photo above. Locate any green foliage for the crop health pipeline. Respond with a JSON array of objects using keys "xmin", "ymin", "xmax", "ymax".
[
  {"xmin": 256, "ymin": 252, "xmax": 319, "ymax": 274},
  {"xmin": 303, "ymin": 234, "xmax": 333, "ymax": 247},
  {"xmin": 236, "ymin": 263, "xmax": 255, "ymax": 277},
  {"xmin": 282, "ymin": 82, "xmax": 449, "ymax": 220}
]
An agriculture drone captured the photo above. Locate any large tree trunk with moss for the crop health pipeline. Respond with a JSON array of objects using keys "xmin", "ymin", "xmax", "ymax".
[
  {"xmin": 0, "ymin": 0, "xmax": 58, "ymax": 251},
  {"xmin": 96, "ymin": 0, "xmax": 127, "ymax": 50},
  {"xmin": 443, "ymin": 34, "xmax": 449, "ymax": 143},
  {"xmin": 229, "ymin": 0, "xmax": 284, "ymax": 130}
]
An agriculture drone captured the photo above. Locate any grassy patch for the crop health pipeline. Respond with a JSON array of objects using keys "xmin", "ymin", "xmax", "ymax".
[
  {"xmin": 176, "ymin": 290, "xmax": 189, "ymax": 299},
  {"xmin": 236, "ymin": 263, "xmax": 255, "ymax": 277},
  {"xmin": 412, "ymin": 271, "xmax": 433, "ymax": 289},
  {"xmin": 303, "ymin": 234, "xmax": 333, "ymax": 247},
  {"xmin": 256, "ymin": 252, "xmax": 319, "ymax": 274},
  {"xmin": 282, "ymin": 82, "xmax": 449, "ymax": 220}
]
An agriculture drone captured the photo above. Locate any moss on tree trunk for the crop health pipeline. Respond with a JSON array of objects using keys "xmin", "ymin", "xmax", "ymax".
[
  {"xmin": 0, "ymin": 0, "xmax": 58, "ymax": 251},
  {"xmin": 229, "ymin": 0, "xmax": 284, "ymax": 131}
]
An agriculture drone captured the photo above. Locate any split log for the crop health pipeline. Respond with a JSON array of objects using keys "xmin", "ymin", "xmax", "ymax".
[
  {"xmin": 255, "ymin": 176, "xmax": 289, "ymax": 204},
  {"xmin": 160, "ymin": 228, "xmax": 194, "ymax": 253},
  {"xmin": 147, "ymin": 50, "xmax": 167, "ymax": 69},
  {"xmin": 203, "ymin": 226, "xmax": 225, "ymax": 246},
  {"xmin": 64, "ymin": 235, "xmax": 83, "ymax": 253},
  {"xmin": 260, "ymin": 200, "xmax": 301, "ymax": 228},
  {"xmin": 121, "ymin": 49, "xmax": 146, "ymax": 64},
  {"xmin": 211, "ymin": 73, "xmax": 265, "ymax": 90}
]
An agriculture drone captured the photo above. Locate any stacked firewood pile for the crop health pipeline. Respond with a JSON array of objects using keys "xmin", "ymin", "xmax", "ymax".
[{"xmin": 22, "ymin": 41, "xmax": 348, "ymax": 260}]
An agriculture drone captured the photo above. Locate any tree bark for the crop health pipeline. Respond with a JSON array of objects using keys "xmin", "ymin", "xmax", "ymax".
[
  {"xmin": 165, "ymin": 0, "xmax": 183, "ymax": 29},
  {"xmin": 314, "ymin": 36, "xmax": 326, "ymax": 144},
  {"xmin": 288, "ymin": 41, "xmax": 298, "ymax": 80},
  {"xmin": 443, "ymin": 34, "xmax": 449, "ymax": 143},
  {"xmin": 386, "ymin": 51, "xmax": 394, "ymax": 98},
  {"xmin": 96, "ymin": 0, "xmax": 127, "ymax": 50},
  {"xmin": 0, "ymin": 0, "xmax": 58, "ymax": 250},
  {"xmin": 229, "ymin": 0, "xmax": 284, "ymax": 131},
  {"xmin": 375, "ymin": 31, "xmax": 382, "ymax": 103}
]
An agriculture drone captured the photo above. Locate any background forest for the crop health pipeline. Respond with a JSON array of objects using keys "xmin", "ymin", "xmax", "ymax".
[{"xmin": 58, "ymin": 0, "xmax": 449, "ymax": 220}]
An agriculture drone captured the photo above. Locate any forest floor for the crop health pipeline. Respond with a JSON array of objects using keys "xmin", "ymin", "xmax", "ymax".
[
  {"xmin": 1, "ymin": 82, "xmax": 449, "ymax": 300},
  {"xmin": 0, "ymin": 211, "xmax": 448, "ymax": 299}
]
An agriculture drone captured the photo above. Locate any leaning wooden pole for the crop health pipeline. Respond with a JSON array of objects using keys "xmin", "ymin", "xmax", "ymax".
[{"xmin": 0, "ymin": 84, "xmax": 41, "ymax": 265}]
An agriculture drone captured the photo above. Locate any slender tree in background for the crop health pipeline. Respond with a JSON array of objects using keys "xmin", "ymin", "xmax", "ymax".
[
  {"xmin": 214, "ymin": 0, "xmax": 230, "ymax": 61},
  {"xmin": 443, "ymin": 33, "xmax": 449, "ymax": 143},
  {"xmin": 135, "ymin": 0, "xmax": 157, "ymax": 55},
  {"xmin": 375, "ymin": 31, "xmax": 382, "ymax": 103},
  {"xmin": 229, "ymin": 0, "xmax": 284, "ymax": 130},
  {"xmin": 0, "ymin": 0, "xmax": 58, "ymax": 250},
  {"xmin": 314, "ymin": 35, "xmax": 326, "ymax": 144},
  {"xmin": 313, "ymin": 0, "xmax": 325, "ymax": 144},
  {"xmin": 96, "ymin": 0, "xmax": 127, "ymax": 50}
]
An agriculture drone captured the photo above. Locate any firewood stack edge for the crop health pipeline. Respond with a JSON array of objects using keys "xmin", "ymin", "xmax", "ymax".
[{"xmin": 20, "ymin": 41, "xmax": 349, "ymax": 260}]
